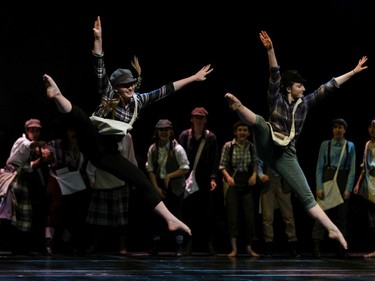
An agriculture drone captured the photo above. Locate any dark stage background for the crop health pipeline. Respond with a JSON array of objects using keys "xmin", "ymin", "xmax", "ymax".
[{"xmin": 0, "ymin": 1, "xmax": 374, "ymax": 253}]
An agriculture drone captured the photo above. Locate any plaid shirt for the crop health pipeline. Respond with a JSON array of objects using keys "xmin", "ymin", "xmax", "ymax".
[
  {"xmin": 219, "ymin": 139, "xmax": 256, "ymax": 173},
  {"xmin": 92, "ymin": 52, "xmax": 175, "ymax": 123},
  {"xmin": 267, "ymin": 66, "xmax": 339, "ymax": 141}
]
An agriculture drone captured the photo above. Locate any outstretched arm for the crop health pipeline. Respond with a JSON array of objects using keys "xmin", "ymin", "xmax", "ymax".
[
  {"xmin": 173, "ymin": 64, "xmax": 213, "ymax": 91},
  {"xmin": 259, "ymin": 31, "xmax": 278, "ymax": 68},
  {"xmin": 93, "ymin": 16, "xmax": 103, "ymax": 55},
  {"xmin": 334, "ymin": 56, "xmax": 368, "ymax": 86},
  {"xmin": 43, "ymin": 74, "xmax": 72, "ymax": 113}
]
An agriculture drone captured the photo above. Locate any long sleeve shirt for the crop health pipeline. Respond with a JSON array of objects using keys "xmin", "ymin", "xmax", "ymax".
[
  {"xmin": 145, "ymin": 141, "xmax": 190, "ymax": 178},
  {"xmin": 178, "ymin": 129, "xmax": 219, "ymax": 181},
  {"xmin": 267, "ymin": 66, "xmax": 339, "ymax": 141},
  {"xmin": 92, "ymin": 52, "xmax": 175, "ymax": 123},
  {"xmin": 219, "ymin": 139, "xmax": 257, "ymax": 174}
]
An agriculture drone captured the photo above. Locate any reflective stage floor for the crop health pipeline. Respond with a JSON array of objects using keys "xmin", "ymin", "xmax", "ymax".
[{"xmin": 1, "ymin": 251, "xmax": 375, "ymax": 281}]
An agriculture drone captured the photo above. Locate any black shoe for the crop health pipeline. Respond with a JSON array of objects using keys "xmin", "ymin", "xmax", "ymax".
[
  {"xmin": 208, "ymin": 241, "xmax": 216, "ymax": 256},
  {"xmin": 176, "ymin": 245, "xmax": 183, "ymax": 257},
  {"xmin": 336, "ymin": 246, "xmax": 349, "ymax": 258},
  {"xmin": 45, "ymin": 238, "xmax": 53, "ymax": 256},
  {"xmin": 183, "ymin": 239, "xmax": 192, "ymax": 256},
  {"xmin": 289, "ymin": 241, "xmax": 301, "ymax": 258},
  {"xmin": 264, "ymin": 242, "xmax": 273, "ymax": 257},
  {"xmin": 149, "ymin": 240, "xmax": 160, "ymax": 256},
  {"xmin": 313, "ymin": 240, "xmax": 321, "ymax": 258}
]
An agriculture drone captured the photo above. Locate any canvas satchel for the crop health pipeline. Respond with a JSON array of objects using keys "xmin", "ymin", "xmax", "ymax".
[
  {"xmin": 53, "ymin": 168, "xmax": 87, "ymax": 195},
  {"xmin": 90, "ymin": 94, "xmax": 138, "ymax": 136},
  {"xmin": 317, "ymin": 179, "xmax": 344, "ymax": 210},
  {"xmin": 268, "ymin": 98, "xmax": 302, "ymax": 147},
  {"xmin": 50, "ymin": 154, "xmax": 87, "ymax": 195},
  {"xmin": 359, "ymin": 174, "xmax": 375, "ymax": 204},
  {"xmin": 317, "ymin": 140, "xmax": 346, "ymax": 210},
  {"xmin": 184, "ymin": 169, "xmax": 199, "ymax": 198},
  {"xmin": 0, "ymin": 170, "xmax": 17, "ymax": 197},
  {"xmin": 184, "ymin": 136, "xmax": 206, "ymax": 198},
  {"xmin": 0, "ymin": 188, "xmax": 13, "ymax": 220},
  {"xmin": 358, "ymin": 141, "xmax": 375, "ymax": 204},
  {"xmin": 0, "ymin": 169, "xmax": 16, "ymax": 220}
]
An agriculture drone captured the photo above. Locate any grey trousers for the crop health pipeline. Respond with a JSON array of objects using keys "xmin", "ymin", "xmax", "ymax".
[{"xmin": 253, "ymin": 115, "xmax": 316, "ymax": 210}]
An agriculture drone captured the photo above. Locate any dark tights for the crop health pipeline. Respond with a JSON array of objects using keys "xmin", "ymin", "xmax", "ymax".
[{"xmin": 65, "ymin": 105, "xmax": 160, "ymax": 209}]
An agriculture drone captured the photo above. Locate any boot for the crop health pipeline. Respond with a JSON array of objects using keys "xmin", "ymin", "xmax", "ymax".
[
  {"xmin": 176, "ymin": 244, "xmax": 183, "ymax": 257},
  {"xmin": 288, "ymin": 241, "xmax": 301, "ymax": 258},
  {"xmin": 149, "ymin": 237, "xmax": 160, "ymax": 256},
  {"xmin": 175, "ymin": 235, "xmax": 183, "ymax": 257},
  {"xmin": 183, "ymin": 237, "xmax": 192, "ymax": 256},
  {"xmin": 313, "ymin": 240, "xmax": 321, "ymax": 258},
  {"xmin": 208, "ymin": 240, "xmax": 216, "ymax": 256},
  {"xmin": 335, "ymin": 244, "xmax": 348, "ymax": 258},
  {"xmin": 264, "ymin": 242, "xmax": 273, "ymax": 257},
  {"xmin": 44, "ymin": 227, "xmax": 54, "ymax": 256},
  {"xmin": 45, "ymin": 238, "xmax": 53, "ymax": 256}
]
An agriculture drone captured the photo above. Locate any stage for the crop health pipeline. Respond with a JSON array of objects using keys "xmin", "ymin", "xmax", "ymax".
[{"xmin": 1, "ymin": 251, "xmax": 374, "ymax": 280}]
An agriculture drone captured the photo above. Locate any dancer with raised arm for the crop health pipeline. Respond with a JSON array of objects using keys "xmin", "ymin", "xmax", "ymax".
[
  {"xmin": 43, "ymin": 74, "xmax": 191, "ymax": 236},
  {"xmin": 225, "ymin": 30, "xmax": 368, "ymax": 250}
]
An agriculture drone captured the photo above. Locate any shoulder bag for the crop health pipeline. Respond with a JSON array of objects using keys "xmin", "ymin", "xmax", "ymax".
[
  {"xmin": 90, "ymin": 94, "xmax": 138, "ymax": 135},
  {"xmin": 184, "ymin": 135, "xmax": 206, "ymax": 198},
  {"xmin": 358, "ymin": 141, "xmax": 375, "ymax": 203},
  {"xmin": 317, "ymin": 140, "xmax": 346, "ymax": 210}
]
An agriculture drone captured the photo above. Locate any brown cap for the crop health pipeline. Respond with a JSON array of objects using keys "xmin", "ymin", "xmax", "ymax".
[
  {"xmin": 25, "ymin": 119, "xmax": 42, "ymax": 129},
  {"xmin": 155, "ymin": 119, "xmax": 173, "ymax": 129},
  {"xmin": 191, "ymin": 107, "xmax": 208, "ymax": 117}
]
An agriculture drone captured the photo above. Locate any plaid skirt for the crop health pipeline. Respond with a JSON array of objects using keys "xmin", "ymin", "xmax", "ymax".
[
  {"xmin": 10, "ymin": 173, "xmax": 33, "ymax": 232},
  {"xmin": 86, "ymin": 185, "xmax": 129, "ymax": 227}
]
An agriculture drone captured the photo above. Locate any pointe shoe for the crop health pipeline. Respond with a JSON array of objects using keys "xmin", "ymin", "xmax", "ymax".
[{"xmin": 225, "ymin": 93, "xmax": 242, "ymax": 111}]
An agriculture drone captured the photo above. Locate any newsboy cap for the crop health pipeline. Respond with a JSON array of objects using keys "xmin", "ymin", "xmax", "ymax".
[
  {"xmin": 25, "ymin": 119, "xmax": 42, "ymax": 129},
  {"xmin": 110, "ymin": 68, "xmax": 137, "ymax": 87},
  {"xmin": 191, "ymin": 107, "xmax": 208, "ymax": 117},
  {"xmin": 281, "ymin": 70, "xmax": 306, "ymax": 89},
  {"xmin": 233, "ymin": 121, "xmax": 249, "ymax": 130},
  {"xmin": 155, "ymin": 119, "xmax": 173, "ymax": 129},
  {"xmin": 331, "ymin": 118, "xmax": 348, "ymax": 130}
]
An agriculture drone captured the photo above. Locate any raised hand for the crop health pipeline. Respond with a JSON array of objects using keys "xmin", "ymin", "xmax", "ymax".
[
  {"xmin": 259, "ymin": 30, "xmax": 273, "ymax": 50},
  {"xmin": 194, "ymin": 64, "xmax": 214, "ymax": 81},
  {"xmin": 43, "ymin": 74, "xmax": 60, "ymax": 99},
  {"xmin": 353, "ymin": 56, "xmax": 369, "ymax": 74},
  {"xmin": 93, "ymin": 16, "xmax": 102, "ymax": 40}
]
